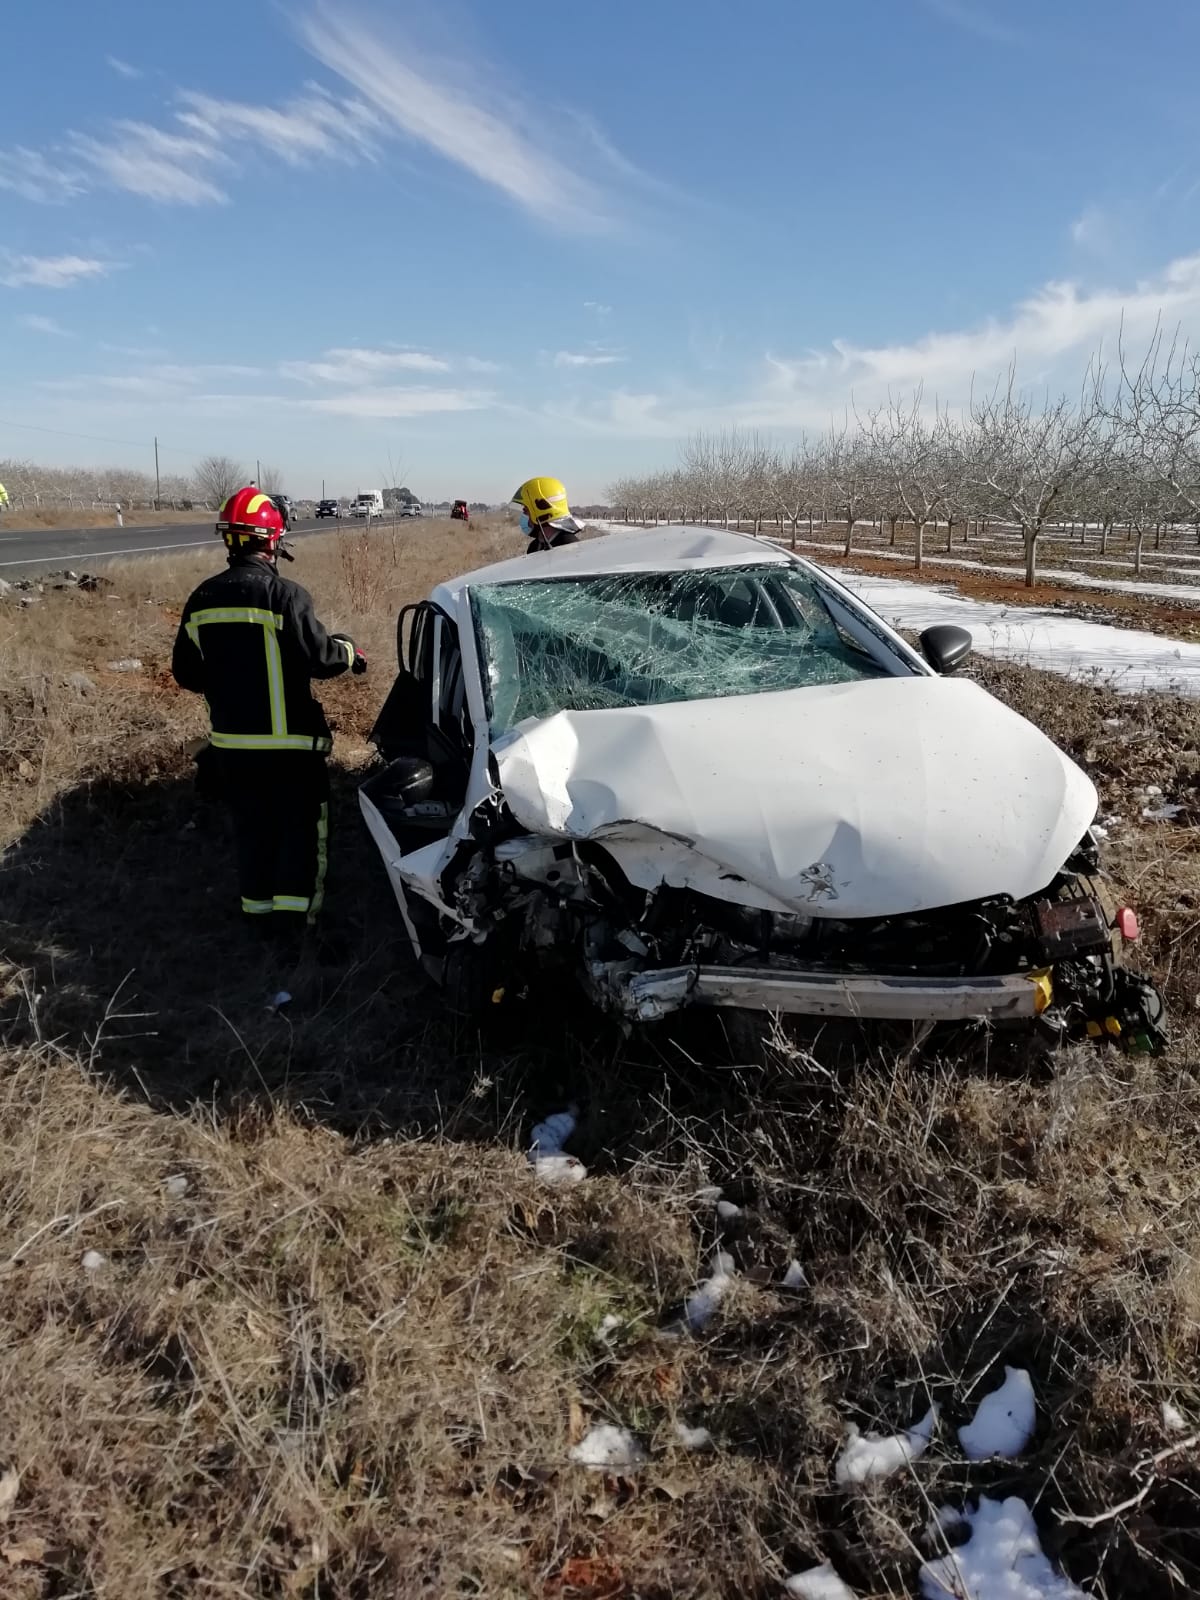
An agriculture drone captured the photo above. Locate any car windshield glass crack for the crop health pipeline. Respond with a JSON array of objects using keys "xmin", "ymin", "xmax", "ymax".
[{"xmin": 470, "ymin": 564, "xmax": 889, "ymax": 733}]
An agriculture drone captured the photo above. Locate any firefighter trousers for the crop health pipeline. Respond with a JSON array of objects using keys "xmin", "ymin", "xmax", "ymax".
[{"xmin": 213, "ymin": 750, "xmax": 330, "ymax": 924}]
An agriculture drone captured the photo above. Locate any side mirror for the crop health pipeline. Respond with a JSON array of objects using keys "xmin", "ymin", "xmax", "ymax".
[{"xmin": 920, "ymin": 624, "xmax": 972, "ymax": 675}]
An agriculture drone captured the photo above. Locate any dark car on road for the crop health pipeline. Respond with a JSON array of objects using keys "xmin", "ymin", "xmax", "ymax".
[
  {"xmin": 316, "ymin": 499, "xmax": 341, "ymax": 519},
  {"xmin": 450, "ymin": 499, "xmax": 470, "ymax": 524}
]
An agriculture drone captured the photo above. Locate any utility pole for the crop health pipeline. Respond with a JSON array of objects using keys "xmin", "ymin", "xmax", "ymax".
[
  {"xmin": 321, "ymin": 477, "xmax": 325, "ymax": 499},
  {"xmin": 256, "ymin": 458, "xmax": 261, "ymax": 486},
  {"xmin": 154, "ymin": 436, "xmax": 161, "ymax": 508}
]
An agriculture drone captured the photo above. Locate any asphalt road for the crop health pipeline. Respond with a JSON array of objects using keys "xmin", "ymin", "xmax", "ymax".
[{"xmin": 0, "ymin": 516, "xmax": 334, "ymax": 579}]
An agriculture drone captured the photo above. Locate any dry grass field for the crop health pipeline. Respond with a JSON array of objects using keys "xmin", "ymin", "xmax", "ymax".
[{"xmin": 1, "ymin": 517, "xmax": 1198, "ymax": 1598}]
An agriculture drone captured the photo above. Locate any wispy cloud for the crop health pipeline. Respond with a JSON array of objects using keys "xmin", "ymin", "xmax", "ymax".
[
  {"xmin": 297, "ymin": 7, "xmax": 620, "ymax": 231},
  {"xmin": 17, "ymin": 313, "xmax": 71, "ymax": 336},
  {"xmin": 584, "ymin": 301, "xmax": 613, "ymax": 317},
  {"xmin": 0, "ymin": 253, "xmax": 113, "ymax": 289},
  {"xmin": 1069, "ymin": 205, "xmax": 1112, "ymax": 252},
  {"xmin": 920, "ymin": 0, "xmax": 1021, "ymax": 45},
  {"xmin": 553, "ymin": 349, "xmax": 627, "ymax": 368},
  {"xmin": 281, "ymin": 347, "xmax": 451, "ymax": 384},
  {"xmin": 0, "ymin": 147, "xmax": 85, "ymax": 203},
  {"xmin": 106, "ymin": 55, "xmax": 143, "ymax": 79},
  {"xmin": 300, "ymin": 385, "xmax": 495, "ymax": 418},
  {"xmin": 39, "ymin": 361, "xmax": 262, "ymax": 398},
  {"xmin": 69, "ymin": 123, "xmax": 229, "ymax": 205},
  {"xmin": 176, "ymin": 88, "xmax": 379, "ymax": 166}
]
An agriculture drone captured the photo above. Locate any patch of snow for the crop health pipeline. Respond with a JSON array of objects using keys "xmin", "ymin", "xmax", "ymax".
[
  {"xmin": 783, "ymin": 1259, "xmax": 809, "ymax": 1289},
  {"xmin": 673, "ymin": 1421, "xmax": 714, "ymax": 1451},
  {"xmin": 164, "ymin": 1174, "xmax": 188, "ymax": 1198},
  {"xmin": 1162, "ymin": 1400, "xmax": 1188, "ymax": 1432},
  {"xmin": 835, "ymin": 1404, "xmax": 937, "ymax": 1485},
  {"xmin": 595, "ymin": 1313, "xmax": 622, "ymax": 1344},
  {"xmin": 926, "ymin": 1504, "xmax": 970, "ymax": 1543},
  {"xmin": 530, "ymin": 1109, "xmax": 577, "ymax": 1154},
  {"xmin": 716, "ymin": 1199, "xmax": 742, "ymax": 1221},
  {"xmin": 959, "ymin": 1368, "xmax": 1036, "ymax": 1460},
  {"xmin": 920, "ymin": 1496, "xmax": 1086, "ymax": 1599},
  {"xmin": 531, "ymin": 1152, "xmax": 588, "ymax": 1187},
  {"xmin": 785, "ymin": 1561, "xmax": 860, "ymax": 1599},
  {"xmin": 569, "ymin": 1423, "xmax": 648, "ymax": 1470},
  {"xmin": 81, "ymin": 1249, "xmax": 105, "ymax": 1271},
  {"xmin": 826, "ymin": 565, "xmax": 1200, "ymax": 698},
  {"xmin": 683, "ymin": 1250, "xmax": 737, "ymax": 1333}
]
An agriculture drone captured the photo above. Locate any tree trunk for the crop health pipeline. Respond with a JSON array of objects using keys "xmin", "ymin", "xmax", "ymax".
[
  {"xmin": 807, "ymin": 513, "xmax": 814, "ymax": 536},
  {"xmin": 914, "ymin": 521, "xmax": 925, "ymax": 573},
  {"xmin": 790, "ymin": 517, "xmax": 798, "ymax": 551},
  {"xmin": 1135, "ymin": 528, "xmax": 1146, "ymax": 574},
  {"xmin": 1024, "ymin": 527, "xmax": 1038, "ymax": 588},
  {"xmin": 1100, "ymin": 518, "xmax": 1112, "ymax": 555},
  {"xmin": 888, "ymin": 515, "xmax": 898, "ymax": 546},
  {"xmin": 1154, "ymin": 521, "xmax": 1162, "ymax": 551},
  {"xmin": 945, "ymin": 516, "xmax": 954, "ymax": 551},
  {"xmin": 843, "ymin": 514, "xmax": 855, "ymax": 557}
]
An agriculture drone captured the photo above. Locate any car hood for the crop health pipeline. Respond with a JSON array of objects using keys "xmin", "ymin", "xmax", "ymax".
[{"xmin": 492, "ymin": 677, "xmax": 1098, "ymax": 918}]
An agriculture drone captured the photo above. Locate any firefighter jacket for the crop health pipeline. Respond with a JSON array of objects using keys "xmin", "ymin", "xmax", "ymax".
[{"xmin": 171, "ymin": 555, "xmax": 353, "ymax": 753}]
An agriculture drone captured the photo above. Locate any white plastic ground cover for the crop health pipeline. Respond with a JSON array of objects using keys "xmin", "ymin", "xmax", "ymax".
[{"xmin": 589, "ymin": 523, "xmax": 1200, "ymax": 697}]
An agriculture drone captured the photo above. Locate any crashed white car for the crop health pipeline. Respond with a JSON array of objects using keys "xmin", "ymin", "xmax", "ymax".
[{"xmin": 360, "ymin": 526, "xmax": 1164, "ymax": 1049}]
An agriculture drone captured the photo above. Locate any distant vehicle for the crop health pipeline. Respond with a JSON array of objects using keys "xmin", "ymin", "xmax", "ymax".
[
  {"xmin": 316, "ymin": 499, "xmax": 342, "ymax": 519},
  {"xmin": 399, "ymin": 503, "xmax": 421, "ymax": 518},
  {"xmin": 271, "ymin": 494, "xmax": 293, "ymax": 529},
  {"xmin": 450, "ymin": 499, "xmax": 470, "ymax": 524},
  {"xmin": 351, "ymin": 490, "xmax": 385, "ymax": 519}
]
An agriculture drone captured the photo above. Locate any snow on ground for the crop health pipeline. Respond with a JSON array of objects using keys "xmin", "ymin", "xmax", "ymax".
[
  {"xmin": 920, "ymin": 1497, "xmax": 1087, "ymax": 1600},
  {"xmin": 786, "ymin": 538, "xmax": 1200, "ymax": 602},
  {"xmin": 824, "ymin": 564, "xmax": 1200, "ymax": 698},
  {"xmin": 835, "ymin": 1404, "xmax": 937, "ymax": 1484},
  {"xmin": 958, "ymin": 1368, "xmax": 1036, "ymax": 1460}
]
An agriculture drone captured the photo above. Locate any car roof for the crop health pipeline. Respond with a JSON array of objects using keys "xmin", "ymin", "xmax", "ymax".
[{"xmin": 432, "ymin": 524, "xmax": 792, "ymax": 610}]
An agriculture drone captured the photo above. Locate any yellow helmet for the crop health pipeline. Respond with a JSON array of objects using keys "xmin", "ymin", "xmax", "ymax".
[{"xmin": 512, "ymin": 475, "xmax": 572, "ymax": 527}]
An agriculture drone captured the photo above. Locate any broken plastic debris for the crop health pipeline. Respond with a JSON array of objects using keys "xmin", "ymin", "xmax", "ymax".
[
  {"xmin": 958, "ymin": 1367, "xmax": 1036, "ymax": 1460},
  {"xmin": 683, "ymin": 1250, "xmax": 736, "ymax": 1333},
  {"xmin": 785, "ymin": 1562, "xmax": 860, "ymax": 1600},
  {"xmin": 1162, "ymin": 1400, "xmax": 1188, "ymax": 1433},
  {"xmin": 528, "ymin": 1108, "xmax": 588, "ymax": 1186},
  {"xmin": 530, "ymin": 1109, "xmax": 577, "ymax": 1154},
  {"xmin": 105, "ymin": 657, "xmax": 143, "ymax": 672},
  {"xmin": 783, "ymin": 1259, "xmax": 809, "ymax": 1289},
  {"xmin": 81, "ymin": 1250, "xmax": 105, "ymax": 1272},
  {"xmin": 164, "ymin": 1174, "xmax": 188, "ymax": 1198},
  {"xmin": 835, "ymin": 1404, "xmax": 937, "ymax": 1485},
  {"xmin": 693, "ymin": 1185, "xmax": 724, "ymax": 1204},
  {"xmin": 672, "ymin": 1421, "xmax": 714, "ymax": 1451},
  {"xmin": 267, "ymin": 990, "xmax": 292, "ymax": 1011},
  {"xmin": 919, "ymin": 1495, "xmax": 1086, "ymax": 1599},
  {"xmin": 568, "ymin": 1424, "xmax": 648, "ymax": 1470},
  {"xmin": 1142, "ymin": 803, "xmax": 1184, "ymax": 821}
]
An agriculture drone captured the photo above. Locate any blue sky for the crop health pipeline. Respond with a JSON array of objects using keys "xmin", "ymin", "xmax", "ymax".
[{"xmin": 3, "ymin": 0, "xmax": 1200, "ymax": 501}]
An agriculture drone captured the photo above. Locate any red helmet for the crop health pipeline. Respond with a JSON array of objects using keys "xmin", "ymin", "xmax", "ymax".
[{"xmin": 216, "ymin": 486, "xmax": 285, "ymax": 553}]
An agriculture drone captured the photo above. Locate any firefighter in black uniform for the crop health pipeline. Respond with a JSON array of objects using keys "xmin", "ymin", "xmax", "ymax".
[{"xmin": 172, "ymin": 486, "xmax": 366, "ymax": 930}]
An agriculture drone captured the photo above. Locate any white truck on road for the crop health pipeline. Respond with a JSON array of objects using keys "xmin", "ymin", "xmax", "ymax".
[{"xmin": 351, "ymin": 490, "xmax": 385, "ymax": 519}]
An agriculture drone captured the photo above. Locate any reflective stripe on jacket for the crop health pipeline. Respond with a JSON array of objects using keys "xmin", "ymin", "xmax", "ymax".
[{"xmin": 171, "ymin": 556, "xmax": 353, "ymax": 752}]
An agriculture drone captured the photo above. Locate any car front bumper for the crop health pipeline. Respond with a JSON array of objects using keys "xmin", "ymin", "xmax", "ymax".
[{"xmin": 597, "ymin": 961, "xmax": 1053, "ymax": 1025}]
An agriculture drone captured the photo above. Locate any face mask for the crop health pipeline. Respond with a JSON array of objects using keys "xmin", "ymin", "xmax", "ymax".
[{"xmin": 519, "ymin": 509, "xmax": 532, "ymax": 535}]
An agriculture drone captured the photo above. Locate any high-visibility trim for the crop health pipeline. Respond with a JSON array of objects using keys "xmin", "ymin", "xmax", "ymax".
[
  {"xmin": 241, "ymin": 897, "xmax": 274, "ymax": 916},
  {"xmin": 243, "ymin": 493, "xmax": 273, "ymax": 517},
  {"xmin": 340, "ymin": 638, "xmax": 355, "ymax": 669},
  {"xmin": 210, "ymin": 731, "xmax": 332, "ymax": 752},
  {"xmin": 309, "ymin": 801, "xmax": 329, "ymax": 923},
  {"xmin": 262, "ymin": 621, "xmax": 287, "ymax": 736},
  {"xmin": 190, "ymin": 607, "xmax": 284, "ymax": 629},
  {"xmin": 273, "ymin": 894, "xmax": 311, "ymax": 913}
]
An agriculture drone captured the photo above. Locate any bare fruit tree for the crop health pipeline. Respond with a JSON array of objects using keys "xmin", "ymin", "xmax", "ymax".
[
  {"xmin": 257, "ymin": 463, "xmax": 285, "ymax": 495},
  {"xmin": 970, "ymin": 370, "xmax": 1101, "ymax": 587},
  {"xmin": 194, "ymin": 455, "xmax": 249, "ymax": 507}
]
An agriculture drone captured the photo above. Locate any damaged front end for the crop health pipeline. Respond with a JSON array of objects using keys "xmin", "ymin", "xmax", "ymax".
[{"xmin": 420, "ymin": 820, "xmax": 1166, "ymax": 1053}]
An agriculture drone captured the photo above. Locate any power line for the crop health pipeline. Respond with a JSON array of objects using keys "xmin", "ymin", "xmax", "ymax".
[{"xmin": 0, "ymin": 416, "xmax": 154, "ymax": 449}]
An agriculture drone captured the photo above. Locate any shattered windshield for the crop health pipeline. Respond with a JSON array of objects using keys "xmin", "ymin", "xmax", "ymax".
[{"xmin": 470, "ymin": 563, "xmax": 898, "ymax": 734}]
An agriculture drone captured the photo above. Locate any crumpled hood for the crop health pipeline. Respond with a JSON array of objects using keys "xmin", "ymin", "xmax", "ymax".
[{"xmin": 492, "ymin": 677, "xmax": 1098, "ymax": 918}]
